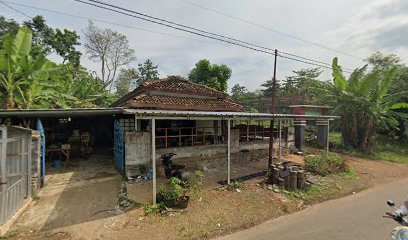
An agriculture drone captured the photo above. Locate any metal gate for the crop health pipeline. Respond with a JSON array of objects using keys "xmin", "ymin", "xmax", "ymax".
[
  {"xmin": 114, "ymin": 120, "xmax": 125, "ymax": 175},
  {"xmin": 0, "ymin": 126, "xmax": 32, "ymax": 225}
]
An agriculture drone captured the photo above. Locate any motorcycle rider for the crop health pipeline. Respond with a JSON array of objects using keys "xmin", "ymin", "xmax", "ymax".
[{"xmin": 387, "ymin": 199, "xmax": 408, "ymax": 219}]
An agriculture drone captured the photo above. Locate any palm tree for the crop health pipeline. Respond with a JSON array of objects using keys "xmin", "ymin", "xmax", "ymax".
[{"xmin": 326, "ymin": 58, "xmax": 408, "ymax": 150}]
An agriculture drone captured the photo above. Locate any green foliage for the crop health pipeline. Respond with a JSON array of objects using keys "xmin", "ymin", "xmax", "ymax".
[
  {"xmin": 0, "ymin": 16, "xmax": 19, "ymax": 44},
  {"xmin": 231, "ymin": 84, "xmax": 261, "ymax": 110},
  {"xmin": 188, "ymin": 59, "xmax": 231, "ymax": 92},
  {"xmin": 305, "ymin": 153, "xmax": 348, "ymax": 176},
  {"xmin": 143, "ymin": 202, "xmax": 166, "ymax": 215},
  {"xmin": 23, "ymin": 16, "xmax": 81, "ymax": 66},
  {"xmin": 311, "ymin": 55, "xmax": 408, "ymax": 150},
  {"xmin": 226, "ymin": 180, "xmax": 242, "ymax": 192},
  {"xmin": 136, "ymin": 59, "xmax": 159, "ymax": 86},
  {"xmin": 189, "ymin": 170, "xmax": 204, "ymax": 197},
  {"xmin": 114, "ymin": 68, "xmax": 138, "ymax": 97},
  {"xmin": 158, "ymin": 177, "xmax": 187, "ymax": 204},
  {"xmin": 0, "ymin": 27, "xmax": 115, "ymax": 109}
]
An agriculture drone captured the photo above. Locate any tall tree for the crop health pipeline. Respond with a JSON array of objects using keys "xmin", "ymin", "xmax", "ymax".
[
  {"xmin": 114, "ymin": 68, "xmax": 139, "ymax": 97},
  {"xmin": 83, "ymin": 21, "xmax": 136, "ymax": 90},
  {"xmin": 0, "ymin": 16, "xmax": 19, "ymax": 44},
  {"xmin": 136, "ymin": 59, "xmax": 159, "ymax": 86},
  {"xmin": 231, "ymin": 83, "xmax": 260, "ymax": 110},
  {"xmin": 188, "ymin": 59, "xmax": 231, "ymax": 92},
  {"xmin": 0, "ymin": 15, "xmax": 83, "ymax": 66}
]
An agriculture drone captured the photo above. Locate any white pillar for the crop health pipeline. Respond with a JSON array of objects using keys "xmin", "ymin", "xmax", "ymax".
[
  {"xmin": 227, "ymin": 119, "xmax": 231, "ymax": 184},
  {"xmin": 278, "ymin": 119, "xmax": 282, "ymax": 161},
  {"xmin": 152, "ymin": 118, "xmax": 156, "ymax": 204},
  {"xmin": 326, "ymin": 119, "xmax": 330, "ymax": 154}
]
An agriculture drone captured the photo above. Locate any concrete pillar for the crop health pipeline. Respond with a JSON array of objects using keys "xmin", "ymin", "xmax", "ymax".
[
  {"xmin": 316, "ymin": 119, "xmax": 328, "ymax": 148},
  {"xmin": 294, "ymin": 119, "xmax": 306, "ymax": 150}
]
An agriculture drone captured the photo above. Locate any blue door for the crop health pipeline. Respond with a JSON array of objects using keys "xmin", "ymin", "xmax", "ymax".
[{"xmin": 114, "ymin": 119, "xmax": 125, "ymax": 175}]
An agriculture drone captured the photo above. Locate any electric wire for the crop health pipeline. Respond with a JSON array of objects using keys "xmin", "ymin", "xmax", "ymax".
[
  {"xmin": 179, "ymin": 0, "xmax": 363, "ymax": 60},
  {"xmin": 74, "ymin": 0, "xmax": 354, "ymax": 73},
  {"xmin": 0, "ymin": 1, "xmax": 228, "ymax": 46},
  {"xmin": 73, "ymin": 0, "xmax": 278, "ymax": 56},
  {"xmin": 0, "ymin": 1, "xmax": 31, "ymax": 19}
]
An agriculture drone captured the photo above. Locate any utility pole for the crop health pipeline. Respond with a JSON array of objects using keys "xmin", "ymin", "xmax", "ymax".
[{"xmin": 268, "ymin": 49, "xmax": 278, "ymax": 168}]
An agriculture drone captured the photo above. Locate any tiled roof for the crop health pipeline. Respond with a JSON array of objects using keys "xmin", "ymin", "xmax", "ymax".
[
  {"xmin": 142, "ymin": 76, "xmax": 228, "ymax": 98},
  {"xmin": 112, "ymin": 76, "xmax": 244, "ymax": 112},
  {"xmin": 123, "ymin": 94, "xmax": 244, "ymax": 112}
]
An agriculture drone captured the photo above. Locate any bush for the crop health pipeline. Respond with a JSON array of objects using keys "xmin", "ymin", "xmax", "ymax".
[
  {"xmin": 305, "ymin": 153, "xmax": 348, "ymax": 176},
  {"xmin": 143, "ymin": 202, "xmax": 166, "ymax": 215}
]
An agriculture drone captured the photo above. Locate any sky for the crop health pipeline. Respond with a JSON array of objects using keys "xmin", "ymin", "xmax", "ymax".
[{"xmin": 1, "ymin": 0, "xmax": 408, "ymax": 92}]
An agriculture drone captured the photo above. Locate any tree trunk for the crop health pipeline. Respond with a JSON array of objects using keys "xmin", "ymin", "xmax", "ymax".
[
  {"xmin": 351, "ymin": 112, "xmax": 358, "ymax": 146},
  {"xmin": 360, "ymin": 117, "xmax": 374, "ymax": 150}
]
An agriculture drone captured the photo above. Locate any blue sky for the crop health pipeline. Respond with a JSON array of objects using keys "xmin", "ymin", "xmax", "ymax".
[{"xmin": 2, "ymin": 0, "xmax": 407, "ymax": 92}]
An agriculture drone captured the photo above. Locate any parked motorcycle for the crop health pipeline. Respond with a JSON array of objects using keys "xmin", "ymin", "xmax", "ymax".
[
  {"xmin": 384, "ymin": 200, "xmax": 408, "ymax": 240},
  {"xmin": 160, "ymin": 153, "xmax": 191, "ymax": 180}
]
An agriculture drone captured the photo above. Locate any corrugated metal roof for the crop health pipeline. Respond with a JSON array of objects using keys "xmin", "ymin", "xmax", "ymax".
[
  {"xmin": 0, "ymin": 108, "xmax": 124, "ymax": 117},
  {"xmin": 0, "ymin": 108, "xmax": 340, "ymax": 120},
  {"xmin": 124, "ymin": 109, "xmax": 340, "ymax": 120}
]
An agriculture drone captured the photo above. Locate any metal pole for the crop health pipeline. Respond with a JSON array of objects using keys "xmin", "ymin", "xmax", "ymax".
[
  {"xmin": 268, "ymin": 49, "xmax": 278, "ymax": 167},
  {"xmin": 279, "ymin": 119, "xmax": 282, "ymax": 161},
  {"xmin": 152, "ymin": 118, "xmax": 156, "ymax": 204},
  {"xmin": 1, "ymin": 127, "xmax": 7, "ymax": 222},
  {"xmin": 227, "ymin": 119, "xmax": 231, "ymax": 184},
  {"xmin": 326, "ymin": 119, "xmax": 330, "ymax": 153}
]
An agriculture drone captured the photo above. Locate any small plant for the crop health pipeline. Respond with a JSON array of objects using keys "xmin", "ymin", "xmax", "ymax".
[
  {"xmin": 189, "ymin": 170, "xmax": 204, "ymax": 197},
  {"xmin": 157, "ymin": 177, "xmax": 191, "ymax": 209},
  {"xmin": 143, "ymin": 202, "xmax": 166, "ymax": 215},
  {"xmin": 305, "ymin": 153, "xmax": 348, "ymax": 176},
  {"xmin": 226, "ymin": 180, "xmax": 242, "ymax": 192}
]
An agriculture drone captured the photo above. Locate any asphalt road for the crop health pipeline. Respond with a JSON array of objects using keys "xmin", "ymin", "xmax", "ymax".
[{"xmin": 216, "ymin": 179, "xmax": 408, "ymax": 240}]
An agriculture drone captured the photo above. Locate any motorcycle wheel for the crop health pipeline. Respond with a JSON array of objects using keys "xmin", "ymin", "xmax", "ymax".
[{"xmin": 392, "ymin": 226, "xmax": 408, "ymax": 240}]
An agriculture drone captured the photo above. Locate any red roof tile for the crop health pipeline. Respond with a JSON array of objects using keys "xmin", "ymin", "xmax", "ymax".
[
  {"xmin": 143, "ymin": 76, "xmax": 228, "ymax": 98},
  {"xmin": 124, "ymin": 94, "xmax": 244, "ymax": 112},
  {"xmin": 112, "ymin": 76, "xmax": 244, "ymax": 112}
]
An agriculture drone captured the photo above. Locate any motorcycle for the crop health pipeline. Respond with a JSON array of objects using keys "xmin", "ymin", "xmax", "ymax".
[
  {"xmin": 384, "ymin": 200, "xmax": 408, "ymax": 240},
  {"xmin": 160, "ymin": 153, "xmax": 191, "ymax": 180}
]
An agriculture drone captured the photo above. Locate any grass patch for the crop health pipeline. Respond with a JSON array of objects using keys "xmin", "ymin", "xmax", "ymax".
[
  {"xmin": 329, "ymin": 132, "xmax": 408, "ymax": 164},
  {"xmin": 284, "ymin": 164, "xmax": 358, "ymax": 205},
  {"xmin": 305, "ymin": 153, "xmax": 348, "ymax": 176}
]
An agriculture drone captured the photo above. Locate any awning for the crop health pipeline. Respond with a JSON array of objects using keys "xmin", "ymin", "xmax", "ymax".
[
  {"xmin": 0, "ymin": 108, "xmax": 124, "ymax": 118},
  {"xmin": 124, "ymin": 109, "xmax": 340, "ymax": 120}
]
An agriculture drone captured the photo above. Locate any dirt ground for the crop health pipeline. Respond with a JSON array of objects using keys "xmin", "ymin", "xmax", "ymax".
[{"xmin": 6, "ymin": 153, "xmax": 408, "ymax": 240}]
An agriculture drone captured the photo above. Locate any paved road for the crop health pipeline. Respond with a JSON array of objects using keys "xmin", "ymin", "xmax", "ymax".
[{"xmin": 216, "ymin": 179, "xmax": 408, "ymax": 240}]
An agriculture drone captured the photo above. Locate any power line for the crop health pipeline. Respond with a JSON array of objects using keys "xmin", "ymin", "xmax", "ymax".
[
  {"xmin": 179, "ymin": 0, "xmax": 363, "ymax": 60},
  {"xmin": 79, "ymin": 0, "xmax": 278, "ymax": 56},
  {"xmin": 2, "ymin": 0, "xmax": 354, "ymax": 73},
  {"xmin": 1, "ymin": 1, "xmax": 227, "ymax": 46},
  {"xmin": 0, "ymin": 1, "xmax": 31, "ymax": 19},
  {"xmin": 73, "ymin": 0, "xmax": 354, "ymax": 73},
  {"xmin": 73, "ymin": 0, "xmax": 277, "ymax": 56}
]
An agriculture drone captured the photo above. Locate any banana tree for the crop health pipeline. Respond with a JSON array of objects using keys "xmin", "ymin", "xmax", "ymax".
[
  {"xmin": 0, "ymin": 27, "xmax": 33, "ymax": 109},
  {"xmin": 329, "ymin": 58, "xmax": 408, "ymax": 150}
]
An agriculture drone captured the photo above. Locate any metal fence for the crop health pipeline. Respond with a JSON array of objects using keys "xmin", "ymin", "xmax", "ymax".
[{"xmin": 0, "ymin": 126, "xmax": 32, "ymax": 225}]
